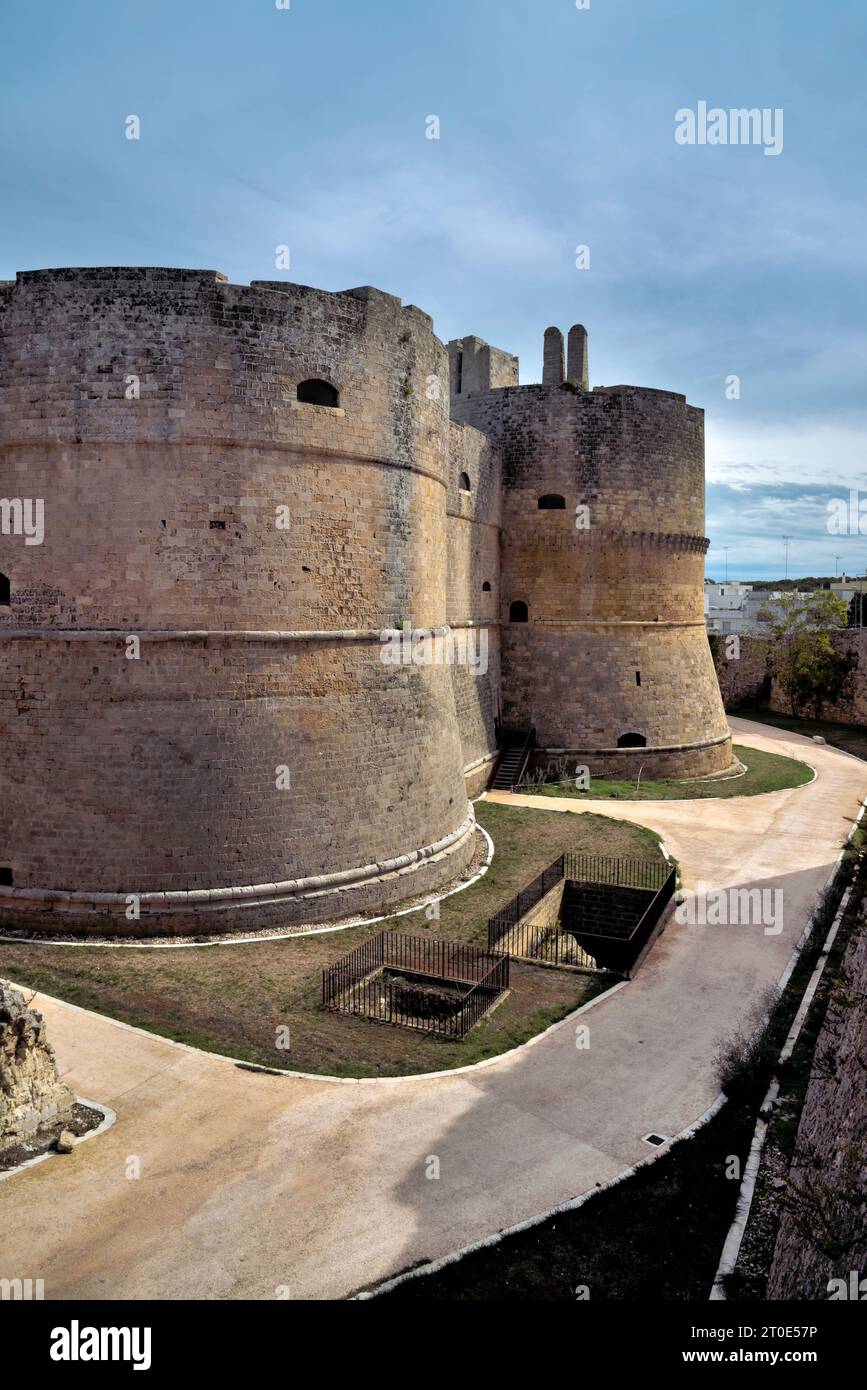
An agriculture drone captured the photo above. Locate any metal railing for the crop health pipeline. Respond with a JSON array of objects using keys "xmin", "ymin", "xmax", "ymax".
[
  {"xmin": 487, "ymin": 856, "xmax": 566, "ymax": 937},
  {"xmin": 563, "ymin": 868, "xmax": 677, "ymax": 977},
  {"xmin": 563, "ymin": 852, "xmax": 670, "ymax": 890},
  {"xmin": 322, "ymin": 930, "xmax": 510, "ymax": 1038},
  {"xmin": 487, "ymin": 853, "xmax": 675, "ymax": 977}
]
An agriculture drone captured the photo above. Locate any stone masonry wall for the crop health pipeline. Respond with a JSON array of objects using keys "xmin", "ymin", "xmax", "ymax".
[
  {"xmin": 0, "ymin": 272, "xmax": 734, "ymax": 932},
  {"xmin": 0, "ymin": 269, "xmax": 474, "ymax": 933},
  {"xmin": 767, "ymin": 911, "xmax": 867, "ymax": 1300},
  {"xmin": 518, "ymin": 879, "xmax": 564, "ymax": 936},
  {"xmin": 714, "ymin": 635, "xmax": 771, "ymax": 710},
  {"xmin": 446, "ymin": 419, "xmax": 502, "ymax": 793},
  {"xmin": 715, "ymin": 630, "xmax": 867, "ymax": 724},
  {"xmin": 562, "ymin": 882, "xmax": 654, "ymax": 940},
  {"xmin": 453, "ymin": 381, "xmax": 732, "ymax": 777}
]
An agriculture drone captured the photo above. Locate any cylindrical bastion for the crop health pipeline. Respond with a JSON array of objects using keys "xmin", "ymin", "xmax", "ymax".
[{"xmin": 0, "ymin": 268, "xmax": 476, "ymax": 935}]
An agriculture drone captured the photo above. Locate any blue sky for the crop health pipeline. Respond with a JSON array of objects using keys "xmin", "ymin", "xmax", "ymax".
[{"xmin": 2, "ymin": 0, "xmax": 865, "ymax": 580}]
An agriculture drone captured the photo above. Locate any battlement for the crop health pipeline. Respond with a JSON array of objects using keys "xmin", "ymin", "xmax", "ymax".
[
  {"xmin": 1, "ymin": 267, "xmax": 436, "ymax": 337},
  {"xmin": 0, "ymin": 267, "xmax": 454, "ymax": 486}
]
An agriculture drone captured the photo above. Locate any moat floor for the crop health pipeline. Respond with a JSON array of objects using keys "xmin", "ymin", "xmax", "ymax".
[{"xmin": 1, "ymin": 718, "xmax": 864, "ymax": 1301}]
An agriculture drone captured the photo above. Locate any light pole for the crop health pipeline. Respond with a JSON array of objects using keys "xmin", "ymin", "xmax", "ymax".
[
  {"xmin": 782, "ymin": 536, "xmax": 792, "ymax": 582},
  {"xmin": 723, "ymin": 546, "xmax": 730, "ymax": 584}
]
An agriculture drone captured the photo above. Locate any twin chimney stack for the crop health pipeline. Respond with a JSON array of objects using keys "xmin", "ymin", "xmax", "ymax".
[{"xmin": 543, "ymin": 324, "xmax": 589, "ymax": 390}]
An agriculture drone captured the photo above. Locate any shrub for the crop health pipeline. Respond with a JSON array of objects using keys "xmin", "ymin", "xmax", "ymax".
[{"xmin": 714, "ymin": 986, "xmax": 782, "ymax": 1102}]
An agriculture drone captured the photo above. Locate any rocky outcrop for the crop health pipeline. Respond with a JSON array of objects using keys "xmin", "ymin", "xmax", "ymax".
[{"xmin": 0, "ymin": 982, "xmax": 75, "ymax": 1149}]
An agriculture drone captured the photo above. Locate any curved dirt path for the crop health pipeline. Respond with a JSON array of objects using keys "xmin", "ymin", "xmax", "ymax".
[{"xmin": 1, "ymin": 718, "xmax": 863, "ymax": 1300}]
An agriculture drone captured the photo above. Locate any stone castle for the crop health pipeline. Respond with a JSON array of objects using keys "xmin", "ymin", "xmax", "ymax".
[{"xmin": 0, "ymin": 268, "xmax": 731, "ymax": 936}]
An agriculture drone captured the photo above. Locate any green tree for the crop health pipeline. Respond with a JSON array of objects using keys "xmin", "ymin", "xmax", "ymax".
[{"xmin": 759, "ymin": 591, "xmax": 850, "ymax": 716}]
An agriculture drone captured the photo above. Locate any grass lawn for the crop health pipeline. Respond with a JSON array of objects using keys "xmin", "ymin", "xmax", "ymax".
[
  {"xmin": 525, "ymin": 743, "xmax": 813, "ymax": 802},
  {"xmin": 732, "ymin": 708, "xmax": 867, "ymax": 763},
  {"xmin": 0, "ymin": 801, "xmax": 664, "ymax": 1078}
]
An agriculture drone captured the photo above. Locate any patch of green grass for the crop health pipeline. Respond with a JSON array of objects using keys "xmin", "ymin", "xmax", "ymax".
[
  {"xmin": 0, "ymin": 801, "xmax": 662, "ymax": 1079},
  {"xmin": 424, "ymin": 803, "xmax": 665, "ymax": 945},
  {"xmin": 525, "ymin": 744, "xmax": 813, "ymax": 802}
]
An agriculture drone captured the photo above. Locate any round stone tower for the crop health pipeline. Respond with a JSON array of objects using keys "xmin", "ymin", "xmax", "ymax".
[
  {"xmin": 452, "ymin": 326, "xmax": 733, "ymax": 779},
  {"xmin": 0, "ymin": 268, "xmax": 475, "ymax": 935}
]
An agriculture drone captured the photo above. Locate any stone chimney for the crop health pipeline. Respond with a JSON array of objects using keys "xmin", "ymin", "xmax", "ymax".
[
  {"xmin": 567, "ymin": 324, "xmax": 589, "ymax": 389},
  {"xmin": 543, "ymin": 326, "xmax": 565, "ymax": 385}
]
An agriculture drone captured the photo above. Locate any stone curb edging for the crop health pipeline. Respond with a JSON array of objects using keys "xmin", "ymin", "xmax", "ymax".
[
  {"xmin": 4, "ymin": 973, "xmax": 629, "ymax": 1088},
  {"xmin": 352, "ymin": 1093, "xmax": 728, "ymax": 1300},
  {"xmin": 0, "ymin": 1098, "xmax": 117, "ymax": 1184}
]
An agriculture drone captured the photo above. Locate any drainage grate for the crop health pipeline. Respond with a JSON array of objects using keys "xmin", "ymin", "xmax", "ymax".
[{"xmin": 642, "ymin": 1132, "xmax": 670, "ymax": 1148}]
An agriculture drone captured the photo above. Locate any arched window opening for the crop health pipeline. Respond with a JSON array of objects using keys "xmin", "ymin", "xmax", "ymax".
[
  {"xmin": 617, "ymin": 732, "xmax": 647, "ymax": 748},
  {"xmin": 509, "ymin": 600, "xmax": 528, "ymax": 623},
  {"xmin": 538, "ymin": 494, "xmax": 566, "ymax": 510},
  {"xmin": 0, "ymin": 573, "xmax": 9, "ymax": 607},
  {"xmin": 297, "ymin": 379, "xmax": 340, "ymax": 408},
  {"xmin": 459, "ymin": 472, "xmax": 471, "ymax": 492},
  {"xmin": 482, "ymin": 581, "xmax": 492, "ymax": 592}
]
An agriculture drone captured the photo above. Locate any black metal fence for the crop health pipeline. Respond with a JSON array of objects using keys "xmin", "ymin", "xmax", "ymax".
[
  {"xmin": 488, "ymin": 855, "xmax": 566, "ymax": 932},
  {"xmin": 490, "ymin": 915, "xmax": 601, "ymax": 971},
  {"xmin": 322, "ymin": 930, "xmax": 510, "ymax": 1038},
  {"xmin": 562, "ymin": 853, "xmax": 670, "ymax": 891},
  {"xmin": 487, "ymin": 853, "xmax": 676, "ymax": 977},
  {"xmin": 563, "ymin": 868, "xmax": 677, "ymax": 976}
]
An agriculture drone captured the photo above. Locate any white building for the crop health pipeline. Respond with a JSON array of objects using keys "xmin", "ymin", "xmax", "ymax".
[
  {"xmin": 704, "ymin": 582, "xmax": 814, "ymax": 636},
  {"xmin": 705, "ymin": 581, "xmax": 757, "ymax": 634}
]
